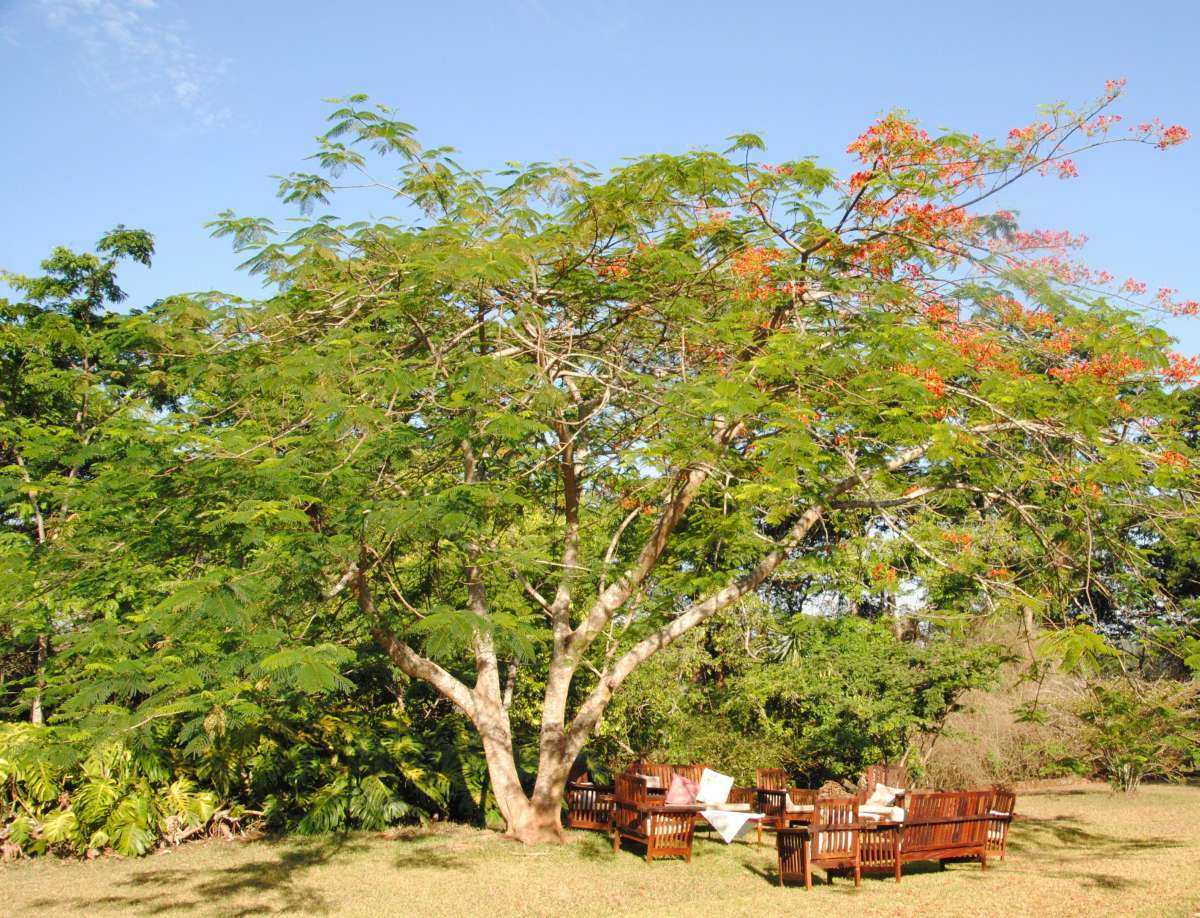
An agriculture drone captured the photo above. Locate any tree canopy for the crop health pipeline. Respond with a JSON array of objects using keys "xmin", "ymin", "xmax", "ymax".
[{"xmin": 2, "ymin": 83, "xmax": 1197, "ymax": 844}]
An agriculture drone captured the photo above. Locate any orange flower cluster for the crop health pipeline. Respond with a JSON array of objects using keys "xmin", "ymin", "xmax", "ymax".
[
  {"xmin": 1152, "ymin": 288, "xmax": 1200, "ymax": 316},
  {"xmin": 895, "ymin": 363, "xmax": 946, "ymax": 398},
  {"xmin": 942, "ymin": 531, "xmax": 973, "ymax": 549},
  {"xmin": 1069, "ymin": 482, "xmax": 1103, "ymax": 497},
  {"xmin": 871, "ymin": 563, "xmax": 899, "ymax": 587},
  {"xmin": 847, "ymin": 115, "xmax": 931, "ymax": 163},
  {"xmin": 1048, "ymin": 353, "xmax": 1147, "ymax": 384},
  {"xmin": 987, "ymin": 567, "xmax": 1012, "ymax": 580},
  {"xmin": 689, "ymin": 210, "xmax": 730, "ymax": 238},
  {"xmin": 731, "ymin": 246, "xmax": 783, "ymax": 279},
  {"xmin": 922, "ymin": 300, "xmax": 958, "ymax": 324},
  {"xmin": 1163, "ymin": 352, "xmax": 1200, "ymax": 384},
  {"xmin": 594, "ymin": 256, "xmax": 630, "ymax": 278},
  {"xmin": 993, "ymin": 296, "xmax": 1058, "ymax": 333},
  {"xmin": 1157, "ymin": 451, "xmax": 1189, "ymax": 469},
  {"xmin": 941, "ymin": 328, "xmax": 1019, "ymax": 374}
]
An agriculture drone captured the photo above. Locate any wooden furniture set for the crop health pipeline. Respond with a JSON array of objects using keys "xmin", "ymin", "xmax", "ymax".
[
  {"xmin": 782, "ymin": 787, "xmax": 1007, "ymax": 888},
  {"xmin": 567, "ymin": 758, "xmax": 1016, "ymax": 886}
]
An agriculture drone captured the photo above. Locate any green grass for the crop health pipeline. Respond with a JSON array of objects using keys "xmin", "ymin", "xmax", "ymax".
[{"xmin": 4, "ymin": 784, "xmax": 1199, "ymax": 917}]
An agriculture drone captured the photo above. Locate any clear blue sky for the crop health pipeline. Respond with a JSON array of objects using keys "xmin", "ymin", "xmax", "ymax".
[{"xmin": 3, "ymin": 0, "xmax": 1198, "ymax": 349}]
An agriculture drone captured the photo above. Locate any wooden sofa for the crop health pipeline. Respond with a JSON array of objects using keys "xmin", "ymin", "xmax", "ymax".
[
  {"xmin": 624, "ymin": 761, "xmax": 756, "ymax": 807},
  {"xmin": 860, "ymin": 790, "xmax": 994, "ymax": 882},
  {"xmin": 611, "ymin": 773, "xmax": 698, "ymax": 863}
]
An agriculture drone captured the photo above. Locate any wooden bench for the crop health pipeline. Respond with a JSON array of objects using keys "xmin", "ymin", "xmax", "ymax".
[{"xmin": 861, "ymin": 790, "xmax": 993, "ymax": 882}]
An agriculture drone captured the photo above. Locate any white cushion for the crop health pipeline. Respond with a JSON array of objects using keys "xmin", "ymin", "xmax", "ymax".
[
  {"xmin": 703, "ymin": 801, "xmax": 751, "ymax": 812},
  {"xmin": 867, "ymin": 785, "xmax": 894, "ymax": 807},
  {"xmin": 784, "ymin": 800, "xmax": 813, "ymax": 813},
  {"xmin": 637, "ymin": 773, "xmax": 662, "ymax": 790},
  {"xmin": 696, "ymin": 768, "xmax": 735, "ymax": 805},
  {"xmin": 861, "ymin": 803, "xmax": 904, "ymax": 822}
]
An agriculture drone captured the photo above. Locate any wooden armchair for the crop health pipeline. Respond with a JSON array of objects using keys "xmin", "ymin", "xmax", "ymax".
[
  {"xmin": 776, "ymin": 797, "xmax": 861, "ymax": 889},
  {"xmin": 565, "ymin": 783, "xmax": 614, "ymax": 831},
  {"xmin": 755, "ymin": 769, "xmax": 815, "ymax": 846},
  {"xmin": 611, "ymin": 774, "xmax": 697, "ymax": 863},
  {"xmin": 564, "ymin": 757, "xmax": 613, "ymax": 831},
  {"xmin": 987, "ymin": 787, "xmax": 1016, "ymax": 859}
]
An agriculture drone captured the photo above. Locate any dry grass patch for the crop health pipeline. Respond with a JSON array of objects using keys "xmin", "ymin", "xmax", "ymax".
[{"xmin": 3, "ymin": 784, "xmax": 1198, "ymax": 917}]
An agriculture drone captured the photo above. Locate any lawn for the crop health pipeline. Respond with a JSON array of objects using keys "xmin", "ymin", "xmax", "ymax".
[{"xmin": 4, "ymin": 784, "xmax": 1199, "ymax": 917}]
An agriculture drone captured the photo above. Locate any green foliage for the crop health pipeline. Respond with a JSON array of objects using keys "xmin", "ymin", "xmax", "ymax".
[
  {"xmin": 596, "ymin": 607, "xmax": 1002, "ymax": 786},
  {"xmin": 3, "ymin": 88, "xmax": 1199, "ymax": 846},
  {"xmin": 1071, "ymin": 679, "xmax": 1200, "ymax": 792},
  {"xmin": 0, "ymin": 723, "xmax": 215, "ymax": 856}
]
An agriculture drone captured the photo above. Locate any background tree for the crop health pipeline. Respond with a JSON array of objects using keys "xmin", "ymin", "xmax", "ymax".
[{"xmin": 0, "ymin": 228, "xmax": 153, "ymax": 722}]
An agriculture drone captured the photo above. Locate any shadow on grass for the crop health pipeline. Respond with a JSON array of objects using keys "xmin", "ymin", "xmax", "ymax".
[
  {"xmin": 23, "ymin": 834, "xmax": 393, "ymax": 916},
  {"xmin": 1010, "ymin": 815, "xmax": 1179, "ymax": 859}
]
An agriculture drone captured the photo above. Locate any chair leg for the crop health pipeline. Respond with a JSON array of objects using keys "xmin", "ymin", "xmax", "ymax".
[
  {"xmin": 612, "ymin": 831, "xmax": 620, "ymax": 853},
  {"xmin": 854, "ymin": 865, "xmax": 861, "ymax": 888}
]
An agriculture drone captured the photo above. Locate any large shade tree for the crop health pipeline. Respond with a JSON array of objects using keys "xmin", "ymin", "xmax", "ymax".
[{"xmin": 12, "ymin": 84, "xmax": 1197, "ymax": 842}]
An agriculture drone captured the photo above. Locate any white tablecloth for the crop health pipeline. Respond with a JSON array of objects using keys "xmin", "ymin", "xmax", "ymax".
[{"xmin": 699, "ymin": 809, "xmax": 765, "ymax": 843}]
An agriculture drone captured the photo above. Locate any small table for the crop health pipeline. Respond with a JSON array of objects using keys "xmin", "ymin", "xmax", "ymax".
[{"xmin": 699, "ymin": 809, "xmax": 765, "ymax": 844}]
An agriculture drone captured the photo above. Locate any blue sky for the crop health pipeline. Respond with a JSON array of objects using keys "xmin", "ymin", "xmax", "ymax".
[{"xmin": 2, "ymin": 0, "xmax": 1198, "ymax": 348}]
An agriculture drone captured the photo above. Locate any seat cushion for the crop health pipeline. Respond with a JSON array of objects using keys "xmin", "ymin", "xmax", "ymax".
[
  {"xmin": 637, "ymin": 773, "xmax": 663, "ymax": 790},
  {"xmin": 784, "ymin": 800, "xmax": 814, "ymax": 813},
  {"xmin": 703, "ymin": 801, "xmax": 751, "ymax": 812}
]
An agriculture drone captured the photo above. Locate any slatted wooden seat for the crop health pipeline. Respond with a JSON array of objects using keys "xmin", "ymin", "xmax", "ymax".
[
  {"xmin": 755, "ymin": 769, "xmax": 816, "ymax": 846},
  {"xmin": 626, "ymin": 760, "xmax": 675, "ymax": 798},
  {"xmin": 889, "ymin": 790, "xmax": 992, "ymax": 879},
  {"xmin": 670, "ymin": 763, "xmax": 706, "ymax": 785},
  {"xmin": 565, "ymin": 782, "xmax": 614, "ymax": 831},
  {"xmin": 858, "ymin": 763, "xmax": 909, "ymax": 802},
  {"xmin": 611, "ymin": 773, "xmax": 697, "ymax": 863},
  {"xmin": 776, "ymin": 796, "xmax": 861, "ymax": 889},
  {"xmin": 986, "ymin": 788, "xmax": 1016, "ymax": 859}
]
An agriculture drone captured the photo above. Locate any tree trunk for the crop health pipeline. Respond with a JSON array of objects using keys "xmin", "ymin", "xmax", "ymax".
[
  {"xmin": 30, "ymin": 633, "xmax": 47, "ymax": 725},
  {"xmin": 478, "ymin": 729, "xmax": 571, "ymax": 844}
]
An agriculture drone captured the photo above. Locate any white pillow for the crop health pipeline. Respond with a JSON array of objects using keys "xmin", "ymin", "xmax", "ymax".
[
  {"xmin": 696, "ymin": 767, "xmax": 735, "ymax": 805},
  {"xmin": 867, "ymin": 785, "xmax": 894, "ymax": 807}
]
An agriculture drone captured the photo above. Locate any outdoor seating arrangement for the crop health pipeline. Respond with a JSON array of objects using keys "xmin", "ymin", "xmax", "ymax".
[{"xmin": 567, "ymin": 757, "xmax": 1014, "ymax": 890}]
